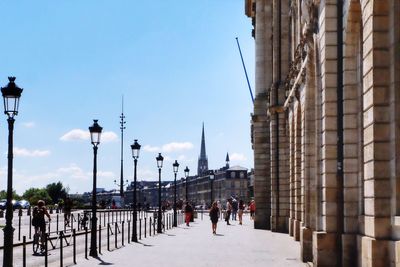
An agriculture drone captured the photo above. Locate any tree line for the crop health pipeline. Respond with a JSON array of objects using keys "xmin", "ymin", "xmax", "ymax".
[{"xmin": 0, "ymin": 181, "xmax": 69, "ymax": 206}]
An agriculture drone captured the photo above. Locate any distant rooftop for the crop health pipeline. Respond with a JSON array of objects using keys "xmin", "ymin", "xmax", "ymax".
[{"xmin": 227, "ymin": 166, "xmax": 248, "ymax": 171}]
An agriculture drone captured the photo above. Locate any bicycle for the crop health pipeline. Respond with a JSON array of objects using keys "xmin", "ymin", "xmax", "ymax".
[
  {"xmin": 33, "ymin": 231, "xmax": 45, "ymax": 254},
  {"xmin": 33, "ymin": 222, "xmax": 48, "ymax": 255}
]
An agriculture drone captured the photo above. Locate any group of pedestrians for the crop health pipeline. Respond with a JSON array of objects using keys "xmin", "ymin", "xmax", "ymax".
[
  {"xmin": 208, "ymin": 198, "xmax": 256, "ymax": 235},
  {"xmin": 224, "ymin": 198, "xmax": 245, "ymax": 225},
  {"xmin": 177, "ymin": 198, "xmax": 257, "ymax": 235}
]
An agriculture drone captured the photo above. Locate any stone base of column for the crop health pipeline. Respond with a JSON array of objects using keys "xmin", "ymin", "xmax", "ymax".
[
  {"xmin": 342, "ymin": 233, "xmax": 357, "ymax": 267},
  {"xmin": 289, "ymin": 218, "xmax": 295, "ymax": 237},
  {"xmin": 270, "ymin": 215, "xmax": 288, "ymax": 233},
  {"xmin": 293, "ymin": 219, "xmax": 301, "ymax": 241},
  {"xmin": 301, "ymin": 226, "xmax": 313, "ymax": 262},
  {"xmin": 312, "ymin": 231, "xmax": 338, "ymax": 267},
  {"xmin": 254, "ymin": 212, "xmax": 271, "ymax": 230},
  {"xmin": 391, "ymin": 240, "xmax": 400, "ymax": 267},
  {"xmin": 358, "ymin": 235, "xmax": 391, "ymax": 267}
]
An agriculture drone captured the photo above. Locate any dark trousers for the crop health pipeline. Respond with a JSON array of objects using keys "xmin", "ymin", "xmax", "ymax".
[{"xmin": 225, "ymin": 210, "xmax": 231, "ymax": 223}]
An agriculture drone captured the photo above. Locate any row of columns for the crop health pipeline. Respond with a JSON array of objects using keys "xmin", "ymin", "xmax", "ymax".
[{"xmin": 248, "ymin": 0, "xmax": 399, "ymax": 266}]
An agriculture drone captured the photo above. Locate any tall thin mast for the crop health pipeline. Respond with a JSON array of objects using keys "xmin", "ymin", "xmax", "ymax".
[
  {"xmin": 119, "ymin": 95, "xmax": 126, "ymax": 197},
  {"xmin": 235, "ymin": 37, "xmax": 254, "ymax": 103}
]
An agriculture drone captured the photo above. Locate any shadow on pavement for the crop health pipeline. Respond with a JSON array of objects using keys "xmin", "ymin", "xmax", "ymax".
[
  {"xmin": 93, "ymin": 256, "xmax": 113, "ymax": 265},
  {"xmin": 214, "ymin": 233, "xmax": 224, "ymax": 236},
  {"xmin": 138, "ymin": 242, "xmax": 153, "ymax": 247}
]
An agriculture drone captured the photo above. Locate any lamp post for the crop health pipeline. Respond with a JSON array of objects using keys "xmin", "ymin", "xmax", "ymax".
[
  {"xmin": 156, "ymin": 153, "xmax": 164, "ymax": 233},
  {"xmin": 89, "ymin": 120, "xmax": 102, "ymax": 257},
  {"xmin": 1, "ymin": 77, "xmax": 23, "ymax": 267},
  {"xmin": 172, "ymin": 160, "xmax": 179, "ymax": 227},
  {"xmin": 184, "ymin": 166, "xmax": 190, "ymax": 202},
  {"xmin": 131, "ymin": 139, "xmax": 141, "ymax": 242},
  {"xmin": 119, "ymin": 96, "xmax": 126, "ymax": 198},
  {"xmin": 209, "ymin": 171, "xmax": 215, "ymax": 207},
  {"xmin": 114, "ymin": 179, "xmax": 128, "ymax": 195}
]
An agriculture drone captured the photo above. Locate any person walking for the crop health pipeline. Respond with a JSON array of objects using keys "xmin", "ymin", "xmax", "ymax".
[
  {"xmin": 231, "ymin": 198, "xmax": 238, "ymax": 220},
  {"xmin": 63, "ymin": 197, "xmax": 73, "ymax": 227},
  {"xmin": 217, "ymin": 200, "xmax": 222, "ymax": 220},
  {"xmin": 249, "ymin": 200, "xmax": 256, "ymax": 220},
  {"xmin": 238, "ymin": 199, "xmax": 245, "ymax": 225},
  {"xmin": 225, "ymin": 198, "xmax": 232, "ymax": 225},
  {"xmin": 209, "ymin": 201, "xmax": 219, "ymax": 234},
  {"xmin": 184, "ymin": 201, "xmax": 193, "ymax": 226}
]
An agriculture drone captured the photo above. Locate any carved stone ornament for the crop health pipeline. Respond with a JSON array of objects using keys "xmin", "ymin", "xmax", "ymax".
[{"xmin": 301, "ymin": 0, "xmax": 312, "ymax": 26}]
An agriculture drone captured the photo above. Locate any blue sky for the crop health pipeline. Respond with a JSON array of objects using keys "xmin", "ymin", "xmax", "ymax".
[{"xmin": 0, "ymin": 1, "xmax": 255, "ymax": 194}]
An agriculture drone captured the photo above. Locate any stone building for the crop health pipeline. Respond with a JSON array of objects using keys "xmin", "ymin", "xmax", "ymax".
[
  {"xmin": 175, "ymin": 163, "xmax": 251, "ymax": 207},
  {"xmin": 173, "ymin": 125, "xmax": 251, "ymax": 207},
  {"xmin": 245, "ymin": 0, "xmax": 399, "ymax": 266}
]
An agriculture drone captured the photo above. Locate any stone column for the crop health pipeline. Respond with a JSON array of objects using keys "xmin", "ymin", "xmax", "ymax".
[
  {"xmin": 300, "ymin": 36, "xmax": 316, "ymax": 263},
  {"xmin": 294, "ymin": 102, "xmax": 302, "ymax": 241},
  {"xmin": 359, "ymin": 1, "xmax": 392, "ymax": 266},
  {"xmin": 252, "ymin": 0, "xmax": 273, "ymax": 230},
  {"xmin": 268, "ymin": 0, "xmax": 291, "ymax": 234},
  {"xmin": 312, "ymin": 1, "xmax": 340, "ymax": 266}
]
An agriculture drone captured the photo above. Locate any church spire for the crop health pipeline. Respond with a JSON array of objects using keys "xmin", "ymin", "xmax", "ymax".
[
  {"xmin": 226, "ymin": 152, "xmax": 230, "ymax": 168},
  {"xmin": 198, "ymin": 123, "xmax": 208, "ymax": 176},
  {"xmin": 200, "ymin": 122, "xmax": 206, "ymax": 158}
]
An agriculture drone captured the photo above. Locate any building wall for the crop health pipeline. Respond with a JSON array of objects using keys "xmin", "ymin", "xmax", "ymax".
[{"xmin": 246, "ymin": 0, "xmax": 400, "ymax": 266}]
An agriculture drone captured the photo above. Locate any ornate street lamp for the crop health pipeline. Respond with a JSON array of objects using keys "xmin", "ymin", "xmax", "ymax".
[
  {"xmin": 1, "ymin": 77, "xmax": 23, "ymax": 267},
  {"xmin": 210, "ymin": 170, "xmax": 215, "ymax": 207},
  {"xmin": 156, "ymin": 153, "xmax": 164, "ymax": 233},
  {"xmin": 184, "ymin": 166, "xmax": 190, "ymax": 202},
  {"xmin": 172, "ymin": 160, "xmax": 179, "ymax": 227},
  {"xmin": 131, "ymin": 139, "xmax": 141, "ymax": 242},
  {"xmin": 89, "ymin": 119, "xmax": 102, "ymax": 257}
]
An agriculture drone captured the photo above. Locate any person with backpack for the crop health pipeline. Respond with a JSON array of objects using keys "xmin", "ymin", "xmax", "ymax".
[
  {"xmin": 32, "ymin": 200, "xmax": 51, "ymax": 244},
  {"xmin": 231, "ymin": 198, "xmax": 238, "ymax": 221}
]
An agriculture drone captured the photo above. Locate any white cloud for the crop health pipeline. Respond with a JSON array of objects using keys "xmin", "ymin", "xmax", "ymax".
[
  {"xmin": 14, "ymin": 147, "xmax": 50, "ymax": 157},
  {"xmin": 143, "ymin": 145, "xmax": 160, "ymax": 152},
  {"xmin": 163, "ymin": 156, "xmax": 173, "ymax": 162},
  {"xmin": 97, "ymin": 171, "xmax": 115, "ymax": 178},
  {"xmin": 10, "ymin": 163, "xmax": 116, "ymax": 194},
  {"xmin": 230, "ymin": 153, "xmax": 247, "ymax": 162},
  {"xmin": 177, "ymin": 155, "xmax": 186, "ymax": 161},
  {"xmin": 138, "ymin": 168, "xmax": 156, "ymax": 180},
  {"xmin": 21, "ymin": 121, "xmax": 36, "ymax": 128},
  {"xmin": 144, "ymin": 142, "xmax": 193, "ymax": 153},
  {"xmin": 162, "ymin": 142, "xmax": 193, "ymax": 152},
  {"xmin": 57, "ymin": 164, "xmax": 88, "ymax": 180},
  {"xmin": 60, "ymin": 129, "xmax": 117, "ymax": 143},
  {"xmin": 101, "ymin": 132, "xmax": 118, "ymax": 142},
  {"xmin": 60, "ymin": 129, "xmax": 89, "ymax": 141}
]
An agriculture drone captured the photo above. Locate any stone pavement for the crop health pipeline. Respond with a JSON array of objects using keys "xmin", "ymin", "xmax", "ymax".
[{"xmin": 72, "ymin": 213, "xmax": 305, "ymax": 267}]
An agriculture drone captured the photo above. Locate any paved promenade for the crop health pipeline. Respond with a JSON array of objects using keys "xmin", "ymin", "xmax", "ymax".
[{"xmin": 73, "ymin": 214, "xmax": 305, "ymax": 267}]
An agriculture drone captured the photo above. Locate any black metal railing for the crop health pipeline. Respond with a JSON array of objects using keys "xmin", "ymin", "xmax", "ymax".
[{"xmin": 0, "ymin": 209, "xmax": 187, "ymax": 266}]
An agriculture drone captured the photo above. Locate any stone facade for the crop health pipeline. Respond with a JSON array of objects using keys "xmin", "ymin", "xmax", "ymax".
[{"xmin": 245, "ymin": 0, "xmax": 400, "ymax": 266}]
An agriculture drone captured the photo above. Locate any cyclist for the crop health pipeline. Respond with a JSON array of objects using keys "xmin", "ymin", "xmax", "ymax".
[{"xmin": 32, "ymin": 200, "xmax": 51, "ymax": 249}]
